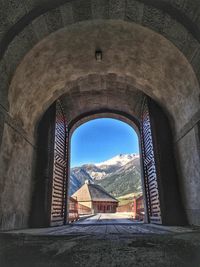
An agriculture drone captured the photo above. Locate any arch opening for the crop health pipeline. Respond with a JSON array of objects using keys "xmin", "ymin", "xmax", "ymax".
[
  {"xmin": 68, "ymin": 117, "xmax": 145, "ymax": 225},
  {"xmin": 1, "ymin": 19, "xmax": 198, "ymax": 230},
  {"xmin": 29, "ymin": 93, "xmax": 187, "ymax": 229}
]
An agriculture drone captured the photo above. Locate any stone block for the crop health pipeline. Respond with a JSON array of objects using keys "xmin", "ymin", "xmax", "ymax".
[
  {"xmin": 162, "ymin": 15, "xmax": 188, "ymax": 51},
  {"xmin": 0, "ymin": 59, "xmax": 9, "ymax": 110},
  {"xmin": 72, "ymin": 0, "xmax": 92, "ymax": 22},
  {"xmin": 109, "ymin": 0, "xmax": 126, "ymax": 19},
  {"xmin": 1, "ymin": 0, "xmax": 27, "ymax": 26},
  {"xmin": 44, "ymin": 8, "xmax": 63, "ymax": 34},
  {"xmin": 32, "ymin": 15, "xmax": 49, "ymax": 41},
  {"xmin": 190, "ymin": 47, "xmax": 200, "ymax": 80},
  {"xmin": 91, "ymin": 0, "xmax": 109, "ymax": 19},
  {"xmin": 60, "ymin": 2, "xmax": 74, "ymax": 26},
  {"xmin": 3, "ymin": 23, "xmax": 37, "ymax": 78},
  {"xmin": 176, "ymin": 128, "xmax": 200, "ymax": 219},
  {"xmin": 0, "ymin": 2, "xmax": 12, "ymax": 33},
  {"xmin": 0, "ymin": 123, "xmax": 34, "ymax": 230},
  {"xmin": 182, "ymin": 0, "xmax": 200, "ymax": 22},
  {"xmin": 171, "ymin": 0, "xmax": 185, "ymax": 10},
  {"xmin": 22, "ymin": 0, "xmax": 45, "ymax": 13},
  {"xmin": 186, "ymin": 209, "xmax": 200, "ymax": 226},
  {"xmin": 0, "ymin": 111, "xmax": 5, "ymax": 149},
  {"xmin": 142, "ymin": 5, "xmax": 165, "ymax": 33},
  {"xmin": 125, "ymin": 0, "xmax": 144, "ymax": 24},
  {"xmin": 182, "ymin": 33, "xmax": 200, "ymax": 63}
]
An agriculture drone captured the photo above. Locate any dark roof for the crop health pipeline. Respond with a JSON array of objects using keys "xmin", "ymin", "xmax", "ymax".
[
  {"xmin": 88, "ymin": 184, "xmax": 118, "ymax": 202},
  {"xmin": 72, "ymin": 181, "xmax": 118, "ymax": 203}
]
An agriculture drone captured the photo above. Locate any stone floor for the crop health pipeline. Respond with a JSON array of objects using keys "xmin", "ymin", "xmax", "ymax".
[{"xmin": 1, "ymin": 214, "xmax": 200, "ymax": 267}]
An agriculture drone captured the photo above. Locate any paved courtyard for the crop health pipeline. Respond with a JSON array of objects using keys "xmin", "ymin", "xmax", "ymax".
[
  {"xmin": 74, "ymin": 212, "xmax": 137, "ymax": 225},
  {"xmin": 1, "ymin": 214, "xmax": 200, "ymax": 266}
]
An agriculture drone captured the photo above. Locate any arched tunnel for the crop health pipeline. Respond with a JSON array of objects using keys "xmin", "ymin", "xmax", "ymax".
[{"xmin": 0, "ymin": 1, "xmax": 200, "ymax": 266}]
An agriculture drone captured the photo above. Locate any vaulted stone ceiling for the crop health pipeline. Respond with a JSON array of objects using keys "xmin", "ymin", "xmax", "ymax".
[
  {"xmin": 1, "ymin": 0, "xmax": 200, "ymax": 112},
  {"xmin": 1, "ymin": 0, "xmax": 200, "ymax": 230},
  {"xmin": 6, "ymin": 20, "xmax": 199, "ymax": 142}
]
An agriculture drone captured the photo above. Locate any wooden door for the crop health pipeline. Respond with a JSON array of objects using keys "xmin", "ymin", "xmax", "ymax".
[
  {"xmin": 51, "ymin": 101, "xmax": 68, "ymax": 226},
  {"xmin": 140, "ymin": 97, "xmax": 162, "ymax": 224}
]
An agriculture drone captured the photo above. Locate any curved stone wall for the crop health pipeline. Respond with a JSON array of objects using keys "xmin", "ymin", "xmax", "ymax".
[
  {"xmin": 8, "ymin": 21, "xmax": 199, "ymax": 138},
  {"xmin": 0, "ymin": 1, "xmax": 200, "ymax": 229}
]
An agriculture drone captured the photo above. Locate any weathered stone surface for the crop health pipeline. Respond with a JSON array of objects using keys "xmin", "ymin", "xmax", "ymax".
[
  {"xmin": 176, "ymin": 126, "xmax": 200, "ymax": 224},
  {"xmin": 1, "ymin": 231, "xmax": 200, "ymax": 267},
  {"xmin": 191, "ymin": 47, "xmax": 200, "ymax": 78},
  {"xmin": 0, "ymin": 0, "xmax": 26, "ymax": 28},
  {"xmin": 8, "ymin": 21, "xmax": 199, "ymax": 136},
  {"xmin": 22, "ymin": 0, "xmax": 44, "ymax": 12},
  {"xmin": 91, "ymin": 0, "xmax": 109, "ymax": 19},
  {"xmin": 72, "ymin": 0, "xmax": 92, "ymax": 22},
  {"xmin": 0, "ymin": 0, "xmax": 200, "ymax": 230},
  {"xmin": 163, "ymin": 15, "xmax": 188, "ymax": 51},
  {"xmin": 0, "ymin": 124, "xmax": 34, "ymax": 230},
  {"xmin": 142, "ymin": 5, "xmax": 165, "ymax": 33},
  {"xmin": 60, "ymin": 79, "xmax": 143, "ymax": 129},
  {"xmin": 182, "ymin": 0, "xmax": 200, "ymax": 22},
  {"xmin": 182, "ymin": 33, "xmax": 200, "ymax": 62},
  {"xmin": 125, "ymin": 0, "xmax": 144, "ymax": 24},
  {"xmin": 60, "ymin": 2, "xmax": 74, "ymax": 26},
  {"xmin": 0, "ymin": 0, "xmax": 200, "ymax": 114},
  {"xmin": 32, "ymin": 15, "xmax": 49, "ymax": 41},
  {"xmin": 44, "ymin": 8, "xmax": 63, "ymax": 34},
  {"xmin": 0, "ymin": 111, "xmax": 5, "ymax": 149},
  {"xmin": 171, "ymin": 0, "xmax": 185, "ymax": 10},
  {"xmin": 0, "ymin": 2, "xmax": 12, "ymax": 33},
  {"xmin": 109, "ymin": 0, "xmax": 126, "ymax": 19},
  {"xmin": 4, "ymin": 24, "xmax": 37, "ymax": 78},
  {"xmin": 0, "ymin": 59, "xmax": 9, "ymax": 109}
]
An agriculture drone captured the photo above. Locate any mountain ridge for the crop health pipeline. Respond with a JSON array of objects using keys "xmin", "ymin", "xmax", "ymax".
[{"xmin": 69, "ymin": 154, "xmax": 142, "ymax": 197}]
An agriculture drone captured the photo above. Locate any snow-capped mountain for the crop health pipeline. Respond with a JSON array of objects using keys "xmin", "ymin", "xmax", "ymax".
[
  {"xmin": 69, "ymin": 154, "xmax": 141, "ymax": 197},
  {"xmin": 96, "ymin": 153, "xmax": 138, "ymax": 167}
]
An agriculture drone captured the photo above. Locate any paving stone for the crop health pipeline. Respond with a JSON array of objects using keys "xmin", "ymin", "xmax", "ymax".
[{"xmin": 1, "ymin": 227, "xmax": 200, "ymax": 267}]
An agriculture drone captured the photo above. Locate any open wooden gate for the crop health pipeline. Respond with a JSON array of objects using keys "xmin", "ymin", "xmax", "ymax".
[
  {"xmin": 141, "ymin": 97, "xmax": 162, "ymax": 224},
  {"xmin": 51, "ymin": 101, "xmax": 68, "ymax": 226}
]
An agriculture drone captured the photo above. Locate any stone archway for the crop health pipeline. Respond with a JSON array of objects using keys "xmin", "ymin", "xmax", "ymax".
[
  {"xmin": 0, "ymin": 20, "xmax": 199, "ymax": 230},
  {"xmin": 30, "ymin": 88, "xmax": 186, "ymax": 228}
]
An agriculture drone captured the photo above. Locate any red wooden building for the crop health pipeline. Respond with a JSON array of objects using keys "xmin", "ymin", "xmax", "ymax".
[
  {"xmin": 71, "ymin": 180, "xmax": 118, "ymax": 213},
  {"xmin": 116, "ymin": 195, "xmax": 144, "ymax": 221}
]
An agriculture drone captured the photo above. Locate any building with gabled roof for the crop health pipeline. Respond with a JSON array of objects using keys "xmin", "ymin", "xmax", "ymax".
[{"xmin": 71, "ymin": 180, "xmax": 118, "ymax": 213}]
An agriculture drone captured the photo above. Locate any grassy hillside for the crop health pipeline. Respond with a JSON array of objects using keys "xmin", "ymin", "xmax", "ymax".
[
  {"xmin": 96, "ymin": 168, "xmax": 141, "ymax": 197},
  {"xmin": 117, "ymin": 192, "xmax": 142, "ymax": 206}
]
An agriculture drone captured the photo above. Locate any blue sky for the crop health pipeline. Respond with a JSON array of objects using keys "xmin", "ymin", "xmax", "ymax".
[{"xmin": 70, "ymin": 118, "xmax": 139, "ymax": 167}]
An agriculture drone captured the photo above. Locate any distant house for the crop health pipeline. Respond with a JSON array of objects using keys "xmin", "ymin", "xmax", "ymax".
[
  {"xmin": 116, "ymin": 194, "xmax": 144, "ymax": 221},
  {"xmin": 71, "ymin": 180, "xmax": 118, "ymax": 213}
]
